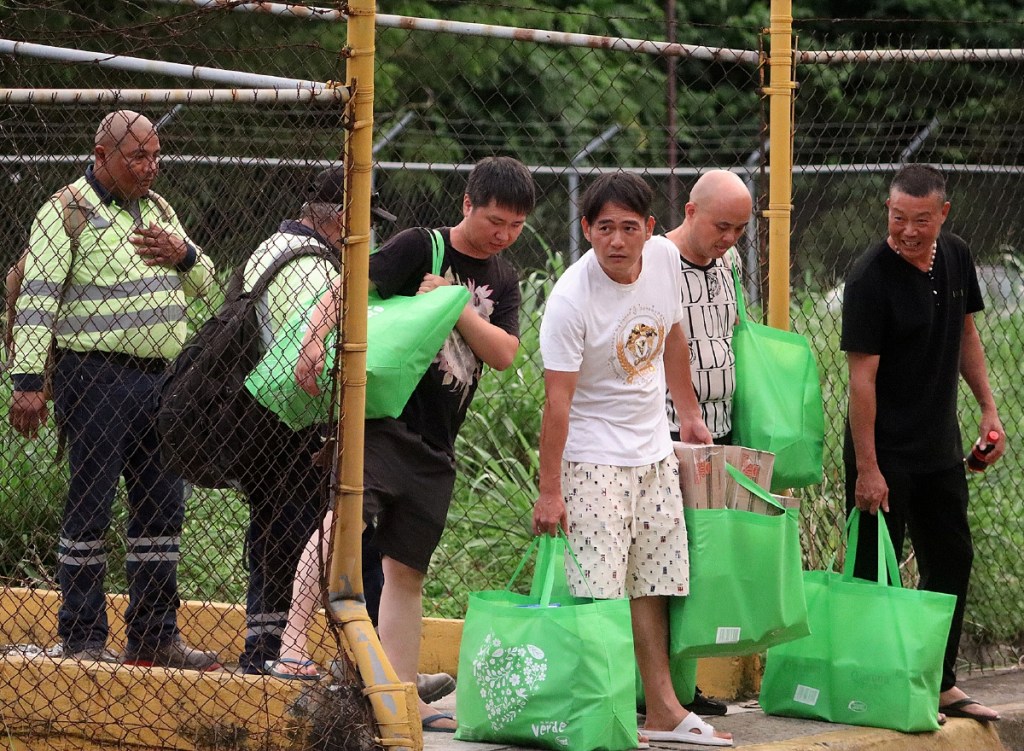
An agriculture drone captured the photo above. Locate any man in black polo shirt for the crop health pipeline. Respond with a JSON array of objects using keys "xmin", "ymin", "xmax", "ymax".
[{"xmin": 841, "ymin": 164, "xmax": 1004, "ymax": 722}]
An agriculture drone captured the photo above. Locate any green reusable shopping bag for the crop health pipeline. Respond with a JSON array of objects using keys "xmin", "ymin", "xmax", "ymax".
[
  {"xmin": 730, "ymin": 267, "xmax": 824, "ymax": 491},
  {"xmin": 668, "ymin": 465, "xmax": 809, "ymax": 658},
  {"xmin": 522, "ymin": 534, "xmax": 696, "ymax": 713},
  {"xmin": 759, "ymin": 509, "xmax": 956, "ymax": 733},
  {"xmin": 244, "ymin": 230, "xmax": 469, "ymax": 429},
  {"xmin": 455, "ymin": 533, "xmax": 639, "ymax": 751}
]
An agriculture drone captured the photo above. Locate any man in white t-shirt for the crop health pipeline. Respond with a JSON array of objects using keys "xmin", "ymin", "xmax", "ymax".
[
  {"xmin": 660, "ymin": 169, "xmax": 752, "ymax": 443},
  {"xmin": 533, "ymin": 172, "xmax": 733, "ymax": 747}
]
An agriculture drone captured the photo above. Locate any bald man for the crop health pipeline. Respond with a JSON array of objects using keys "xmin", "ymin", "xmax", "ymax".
[
  {"xmin": 648, "ymin": 170, "xmax": 752, "ymax": 716},
  {"xmin": 8, "ymin": 110, "xmax": 219, "ymax": 669},
  {"xmin": 658, "ymin": 170, "xmax": 752, "ymax": 444}
]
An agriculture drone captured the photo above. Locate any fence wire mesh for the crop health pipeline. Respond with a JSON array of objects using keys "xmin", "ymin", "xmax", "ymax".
[{"xmin": 1, "ymin": 1, "xmax": 1023, "ymax": 748}]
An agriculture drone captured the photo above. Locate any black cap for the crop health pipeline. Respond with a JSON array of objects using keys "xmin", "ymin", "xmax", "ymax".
[{"xmin": 308, "ymin": 167, "xmax": 396, "ymax": 224}]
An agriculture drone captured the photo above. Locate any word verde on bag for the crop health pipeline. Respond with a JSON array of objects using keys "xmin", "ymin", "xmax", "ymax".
[{"xmin": 472, "ymin": 632, "xmax": 550, "ymax": 732}]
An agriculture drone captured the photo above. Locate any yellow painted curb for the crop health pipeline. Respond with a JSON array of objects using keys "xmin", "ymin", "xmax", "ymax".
[{"xmin": 0, "ymin": 655, "xmax": 304, "ymax": 750}]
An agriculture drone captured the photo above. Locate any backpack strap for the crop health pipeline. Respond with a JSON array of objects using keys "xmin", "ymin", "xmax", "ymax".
[
  {"xmin": 146, "ymin": 190, "xmax": 176, "ymax": 226},
  {"xmin": 250, "ymin": 241, "xmax": 343, "ymax": 300},
  {"xmin": 55, "ymin": 183, "xmax": 91, "ymax": 305}
]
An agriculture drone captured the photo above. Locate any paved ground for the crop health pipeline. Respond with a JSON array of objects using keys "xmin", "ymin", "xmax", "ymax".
[{"xmin": 424, "ymin": 666, "xmax": 1024, "ymax": 751}]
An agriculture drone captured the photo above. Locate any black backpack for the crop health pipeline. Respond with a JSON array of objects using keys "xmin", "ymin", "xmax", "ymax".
[{"xmin": 156, "ymin": 243, "xmax": 342, "ymax": 489}]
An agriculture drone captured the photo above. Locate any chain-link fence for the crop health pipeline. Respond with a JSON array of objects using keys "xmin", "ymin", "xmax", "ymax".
[{"xmin": 2, "ymin": 1, "xmax": 1023, "ymax": 748}]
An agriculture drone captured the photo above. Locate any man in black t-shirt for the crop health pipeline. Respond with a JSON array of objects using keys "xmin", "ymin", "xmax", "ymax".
[
  {"xmin": 841, "ymin": 164, "xmax": 1004, "ymax": 723},
  {"xmin": 365, "ymin": 157, "xmax": 535, "ymax": 732}
]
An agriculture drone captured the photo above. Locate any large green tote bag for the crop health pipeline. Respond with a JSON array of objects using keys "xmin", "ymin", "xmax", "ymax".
[
  {"xmin": 760, "ymin": 509, "xmax": 956, "ymax": 733},
  {"xmin": 730, "ymin": 267, "xmax": 824, "ymax": 491},
  {"xmin": 669, "ymin": 464, "xmax": 809, "ymax": 658},
  {"xmin": 455, "ymin": 533, "xmax": 638, "ymax": 751},
  {"xmin": 244, "ymin": 230, "xmax": 469, "ymax": 429}
]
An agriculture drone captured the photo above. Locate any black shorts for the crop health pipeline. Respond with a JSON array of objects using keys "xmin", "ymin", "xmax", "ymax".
[{"xmin": 363, "ymin": 418, "xmax": 456, "ymax": 574}]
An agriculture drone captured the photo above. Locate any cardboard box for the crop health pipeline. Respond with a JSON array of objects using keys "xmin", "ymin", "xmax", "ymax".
[
  {"xmin": 724, "ymin": 445, "xmax": 775, "ymax": 512},
  {"xmin": 772, "ymin": 493, "xmax": 801, "ymax": 511},
  {"xmin": 674, "ymin": 442, "xmax": 726, "ymax": 509},
  {"xmin": 743, "ymin": 492, "xmax": 800, "ymax": 516}
]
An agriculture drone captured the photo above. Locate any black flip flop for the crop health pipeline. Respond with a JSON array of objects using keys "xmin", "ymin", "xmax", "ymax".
[
  {"xmin": 939, "ymin": 697, "xmax": 1001, "ymax": 722},
  {"xmin": 422, "ymin": 713, "xmax": 457, "ymax": 733}
]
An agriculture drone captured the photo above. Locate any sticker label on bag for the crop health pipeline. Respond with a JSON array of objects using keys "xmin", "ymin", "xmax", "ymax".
[
  {"xmin": 715, "ymin": 627, "xmax": 741, "ymax": 643},
  {"xmin": 794, "ymin": 685, "xmax": 820, "ymax": 706}
]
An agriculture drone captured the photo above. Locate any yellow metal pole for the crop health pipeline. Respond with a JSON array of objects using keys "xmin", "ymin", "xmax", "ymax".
[
  {"xmin": 766, "ymin": 0, "xmax": 795, "ymax": 330},
  {"xmin": 332, "ymin": 1, "xmax": 420, "ymax": 748}
]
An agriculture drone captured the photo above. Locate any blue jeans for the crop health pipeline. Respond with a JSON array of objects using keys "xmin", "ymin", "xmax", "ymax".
[{"xmin": 53, "ymin": 351, "xmax": 183, "ymax": 654}]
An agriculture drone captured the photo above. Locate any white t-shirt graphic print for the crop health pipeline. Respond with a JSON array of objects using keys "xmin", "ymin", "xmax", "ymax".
[{"xmin": 540, "ymin": 239, "xmax": 685, "ymax": 467}]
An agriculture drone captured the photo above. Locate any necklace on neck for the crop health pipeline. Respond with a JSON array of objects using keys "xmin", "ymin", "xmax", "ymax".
[{"xmin": 894, "ymin": 241, "xmax": 937, "ymax": 273}]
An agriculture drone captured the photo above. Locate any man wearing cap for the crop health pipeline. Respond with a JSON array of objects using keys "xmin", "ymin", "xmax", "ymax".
[
  {"xmin": 8, "ymin": 110, "xmax": 219, "ymax": 669},
  {"xmin": 234, "ymin": 166, "xmax": 356, "ymax": 675}
]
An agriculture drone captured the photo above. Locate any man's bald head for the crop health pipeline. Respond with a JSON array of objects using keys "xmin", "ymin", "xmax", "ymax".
[
  {"xmin": 93, "ymin": 110, "xmax": 160, "ymax": 201},
  {"xmin": 689, "ymin": 169, "xmax": 750, "ymax": 208},
  {"xmin": 95, "ymin": 110, "xmax": 155, "ymax": 150},
  {"xmin": 672, "ymin": 169, "xmax": 752, "ymax": 265}
]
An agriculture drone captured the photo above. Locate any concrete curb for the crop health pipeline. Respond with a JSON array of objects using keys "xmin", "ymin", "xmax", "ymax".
[
  {"xmin": 734, "ymin": 719, "xmax": 1005, "ymax": 751},
  {"xmin": 710, "ymin": 697, "xmax": 1024, "ymax": 751},
  {"xmin": 995, "ymin": 701, "xmax": 1024, "ymax": 751},
  {"xmin": 424, "ymin": 672, "xmax": 1024, "ymax": 751}
]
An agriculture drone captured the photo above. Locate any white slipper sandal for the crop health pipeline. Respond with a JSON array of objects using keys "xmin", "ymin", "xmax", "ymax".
[{"xmin": 644, "ymin": 713, "xmax": 733, "ymax": 747}]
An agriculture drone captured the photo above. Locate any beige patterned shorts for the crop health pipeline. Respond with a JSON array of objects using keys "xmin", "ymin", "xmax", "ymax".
[{"xmin": 562, "ymin": 455, "xmax": 690, "ymax": 600}]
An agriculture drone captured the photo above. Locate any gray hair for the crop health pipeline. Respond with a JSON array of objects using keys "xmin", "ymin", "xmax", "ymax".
[{"xmin": 300, "ymin": 201, "xmax": 343, "ymax": 227}]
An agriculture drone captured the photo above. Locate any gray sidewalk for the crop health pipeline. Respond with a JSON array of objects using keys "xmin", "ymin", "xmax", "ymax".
[{"xmin": 426, "ymin": 666, "xmax": 1024, "ymax": 751}]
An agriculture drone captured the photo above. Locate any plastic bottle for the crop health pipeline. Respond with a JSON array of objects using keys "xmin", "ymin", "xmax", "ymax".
[{"xmin": 966, "ymin": 430, "xmax": 1000, "ymax": 473}]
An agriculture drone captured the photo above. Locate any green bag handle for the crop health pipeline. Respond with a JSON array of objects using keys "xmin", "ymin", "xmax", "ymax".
[
  {"xmin": 428, "ymin": 228, "xmax": 444, "ymax": 276},
  {"xmin": 506, "ymin": 529, "xmax": 595, "ymax": 605},
  {"xmin": 842, "ymin": 508, "xmax": 903, "ymax": 588},
  {"xmin": 730, "ymin": 258, "xmax": 749, "ymax": 325},
  {"xmin": 724, "ymin": 463, "xmax": 785, "ymax": 512},
  {"xmin": 506, "ymin": 535, "xmax": 542, "ymax": 591},
  {"xmin": 368, "ymin": 228, "xmax": 443, "ymax": 288}
]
